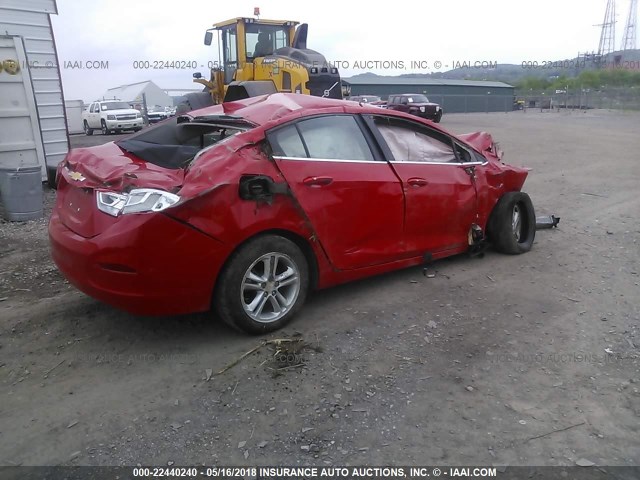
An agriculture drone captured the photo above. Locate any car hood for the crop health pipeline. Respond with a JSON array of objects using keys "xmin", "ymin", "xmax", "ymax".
[{"xmin": 61, "ymin": 142, "xmax": 184, "ymax": 191}]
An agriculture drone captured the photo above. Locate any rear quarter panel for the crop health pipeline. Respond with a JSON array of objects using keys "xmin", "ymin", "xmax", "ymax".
[{"xmin": 168, "ymin": 142, "xmax": 334, "ymax": 287}]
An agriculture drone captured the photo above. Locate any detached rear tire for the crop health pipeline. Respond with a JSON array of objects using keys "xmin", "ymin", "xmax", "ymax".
[
  {"xmin": 488, "ymin": 192, "xmax": 536, "ymax": 254},
  {"xmin": 214, "ymin": 235, "xmax": 309, "ymax": 334}
]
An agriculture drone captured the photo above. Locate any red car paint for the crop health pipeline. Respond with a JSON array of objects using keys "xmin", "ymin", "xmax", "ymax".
[{"xmin": 49, "ymin": 93, "xmax": 529, "ymax": 317}]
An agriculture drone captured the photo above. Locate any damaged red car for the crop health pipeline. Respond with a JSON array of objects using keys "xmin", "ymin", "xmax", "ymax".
[{"xmin": 49, "ymin": 93, "xmax": 535, "ymax": 334}]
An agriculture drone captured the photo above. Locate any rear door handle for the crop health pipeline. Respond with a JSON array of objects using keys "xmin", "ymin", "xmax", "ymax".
[
  {"xmin": 407, "ymin": 177, "xmax": 428, "ymax": 187},
  {"xmin": 302, "ymin": 176, "xmax": 333, "ymax": 187}
]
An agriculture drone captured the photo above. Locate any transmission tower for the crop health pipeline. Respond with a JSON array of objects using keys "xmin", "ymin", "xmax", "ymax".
[
  {"xmin": 621, "ymin": 0, "xmax": 638, "ymax": 50},
  {"xmin": 596, "ymin": 0, "xmax": 617, "ymax": 56}
]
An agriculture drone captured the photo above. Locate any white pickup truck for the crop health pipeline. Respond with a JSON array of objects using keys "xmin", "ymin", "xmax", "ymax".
[{"xmin": 82, "ymin": 100, "xmax": 143, "ymax": 135}]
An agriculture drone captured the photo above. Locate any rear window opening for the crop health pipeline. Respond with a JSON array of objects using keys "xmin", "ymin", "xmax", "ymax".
[{"xmin": 116, "ymin": 116, "xmax": 254, "ymax": 169}]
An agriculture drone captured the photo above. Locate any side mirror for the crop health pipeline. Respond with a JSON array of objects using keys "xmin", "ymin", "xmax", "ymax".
[
  {"xmin": 204, "ymin": 31, "xmax": 213, "ymax": 46},
  {"xmin": 193, "ymin": 72, "xmax": 202, "ymax": 79}
]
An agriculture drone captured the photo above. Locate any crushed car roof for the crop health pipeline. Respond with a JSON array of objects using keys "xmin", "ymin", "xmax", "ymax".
[
  {"xmin": 186, "ymin": 93, "xmax": 385, "ymax": 127},
  {"xmin": 183, "ymin": 93, "xmax": 498, "ymax": 157}
]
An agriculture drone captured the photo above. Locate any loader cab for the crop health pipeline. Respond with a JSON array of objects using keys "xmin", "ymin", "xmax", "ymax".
[
  {"xmin": 245, "ymin": 23, "xmax": 291, "ymax": 60},
  {"xmin": 206, "ymin": 18, "xmax": 298, "ymax": 85},
  {"xmin": 198, "ymin": 16, "xmax": 340, "ymax": 105}
]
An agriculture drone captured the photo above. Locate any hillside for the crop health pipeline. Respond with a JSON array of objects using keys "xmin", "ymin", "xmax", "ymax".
[{"xmin": 349, "ymin": 49, "xmax": 640, "ymax": 87}]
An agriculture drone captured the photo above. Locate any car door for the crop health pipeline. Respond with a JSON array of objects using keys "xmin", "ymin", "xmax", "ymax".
[
  {"xmin": 89, "ymin": 103, "xmax": 100, "ymax": 128},
  {"xmin": 387, "ymin": 96, "xmax": 398, "ymax": 111},
  {"xmin": 397, "ymin": 97, "xmax": 410, "ymax": 114},
  {"xmin": 364, "ymin": 115, "xmax": 478, "ymax": 256},
  {"xmin": 267, "ymin": 114, "xmax": 406, "ymax": 270},
  {"xmin": 85, "ymin": 103, "xmax": 94, "ymax": 127}
]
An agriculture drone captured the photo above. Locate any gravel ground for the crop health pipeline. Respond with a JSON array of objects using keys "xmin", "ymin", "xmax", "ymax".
[{"xmin": 0, "ymin": 109, "xmax": 639, "ymax": 468}]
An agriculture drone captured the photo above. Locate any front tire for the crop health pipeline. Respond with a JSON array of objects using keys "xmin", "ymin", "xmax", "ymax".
[
  {"xmin": 214, "ymin": 235, "xmax": 309, "ymax": 334},
  {"xmin": 84, "ymin": 120, "xmax": 93, "ymax": 136},
  {"xmin": 487, "ymin": 192, "xmax": 536, "ymax": 254},
  {"xmin": 101, "ymin": 120, "xmax": 110, "ymax": 135},
  {"xmin": 434, "ymin": 111, "xmax": 443, "ymax": 123}
]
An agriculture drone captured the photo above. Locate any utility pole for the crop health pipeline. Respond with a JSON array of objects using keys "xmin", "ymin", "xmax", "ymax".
[
  {"xmin": 621, "ymin": 0, "xmax": 638, "ymax": 50},
  {"xmin": 142, "ymin": 93, "xmax": 149, "ymax": 126},
  {"xmin": 595, "ymin": 0, "xmax": 617, "ymax": 57}
]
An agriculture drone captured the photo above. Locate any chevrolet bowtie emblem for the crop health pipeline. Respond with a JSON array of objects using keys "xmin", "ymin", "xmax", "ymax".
[{"xmin": 69, "ymin": 171, "xmax": 85, "ymax": 181}]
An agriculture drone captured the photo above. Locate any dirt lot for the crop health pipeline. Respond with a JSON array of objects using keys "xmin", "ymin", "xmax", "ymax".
[{"xmin": 1, "ymin": 110, "xmax": 639, "ymax": 468}]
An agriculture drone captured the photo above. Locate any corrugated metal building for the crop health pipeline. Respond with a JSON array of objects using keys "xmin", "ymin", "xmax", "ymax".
[
  {"xmin": 0, "ymin": 0, "xmax": 68, "ymax": 183},
  {"xmin": 102, "ymin": 80, "xmax": 174, "ymax": 110},
  {"xmin": 343, "ymin": 77, "xmax": 515, "ymax": 113}
]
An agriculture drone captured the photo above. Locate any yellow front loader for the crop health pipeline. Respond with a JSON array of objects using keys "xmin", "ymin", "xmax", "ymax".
[{"xmin": 179, "ymin": 15, "xmax": 342, "ymax": 112}]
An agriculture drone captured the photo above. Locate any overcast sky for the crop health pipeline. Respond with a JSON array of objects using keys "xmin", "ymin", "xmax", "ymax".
[{"xmin": 50, "ymin": 0, "xmax": 636, "ymax": 102}]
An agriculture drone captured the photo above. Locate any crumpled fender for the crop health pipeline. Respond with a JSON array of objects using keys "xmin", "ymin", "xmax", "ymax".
[{"xmin": 458, "ymin": 131, "xmax": 494, "ymax": 152}]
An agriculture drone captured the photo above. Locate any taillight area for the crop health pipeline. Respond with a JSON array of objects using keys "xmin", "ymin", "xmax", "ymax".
[{"xmin": 96, "ymin": 189, "xmax": 181, "ymax": 217}]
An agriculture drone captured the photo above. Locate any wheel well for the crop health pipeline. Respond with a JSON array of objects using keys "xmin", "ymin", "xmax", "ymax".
[{"xmin": 211, "ymin": 229, "xmax": 320, "ymax": 307}]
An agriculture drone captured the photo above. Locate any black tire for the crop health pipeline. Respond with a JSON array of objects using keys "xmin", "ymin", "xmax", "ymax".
[
  {"xmin": 176, "ymin": 91, "xmax": 214, "ymax": 114},
  {"xmin": 434, "ymin": 111, "xmax": 443, "ymax": 123},
  {"xmin": 46, "ymin": 167, "xmax": 58, "ymax": 189},
  {"xmin": 214, "ymin": 235, "xmax": 309, "ymax": 334},
  {"xmin": 487, "ymin": 192, "xmax": 536, "ymax": 254},
  {"xmin": 83, "ymin": 120, "xmax": 93, "ymax": 136},
  {"xmin": 101, "ymin": 120, "xmax": 110, "ymax": 135},
  {"xmin": 134, "ymin": 128, "xmax": 142, "ymax": 132}
]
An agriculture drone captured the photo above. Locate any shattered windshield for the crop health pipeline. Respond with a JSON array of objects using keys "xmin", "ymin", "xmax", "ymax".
[{"xmin": 116, "ymin": 116, "xmax": 253, "ymax": 169}]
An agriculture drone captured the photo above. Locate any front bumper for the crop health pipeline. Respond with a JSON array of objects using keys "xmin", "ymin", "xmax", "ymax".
[
  {"xmin": 105, "ymin": 119, "xmax": 143, "ymax": 130},
  {"xmin": 414, "ymin": 109, "xmax": 441, "ymax": 120},
  {"xmin": 148, "ymin": 116, "xmax": 167, "ymax": 123},
  {"xmin": 49, "ymin": 210, "xmax": 228, "ymax": 316}
]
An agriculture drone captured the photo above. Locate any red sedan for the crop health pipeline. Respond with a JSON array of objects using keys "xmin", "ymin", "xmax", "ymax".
[{"xmin": 49, "ymin": 93, "xmax": 535, "ymax": 334}]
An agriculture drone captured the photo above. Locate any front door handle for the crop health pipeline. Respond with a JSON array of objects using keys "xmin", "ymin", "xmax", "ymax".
[
  {"xmin": 302, "ymin": 176, "xmax": 333, "ymax": 187},
  {"xmin": 407, "ymin": 177, "xmax": 428, "ymax": 187}
]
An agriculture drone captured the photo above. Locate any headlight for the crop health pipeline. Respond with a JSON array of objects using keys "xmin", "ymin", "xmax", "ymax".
[
  {"xmin": 107, "ymin": 114, "xmax": 116, "ymax": 120},
  {"xmin": 97, "ymin": 188, "xmax": 180, "ymax": 216},
  {"xmin": 436, "ymin": 106, "xmax": 441, "ymax": 111},
  {"xmin": 419, "ymin": 106, "xmax": 426, "ymax": 112},
  {"xmin": 136, "ymin": 112, "xmax": 142, "ymax": 118}
]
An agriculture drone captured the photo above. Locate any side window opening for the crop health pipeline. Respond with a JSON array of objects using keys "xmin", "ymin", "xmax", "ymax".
[
  {"xmin": 297, "ymin": 116, "xmax": 374, "ymax": 161},
  {"xmin": 374, "ymin": 117, "xmax": 456, "ymax": 164},
  {"xmin": 269, "ymin": 124, "xmax": 307, "ymax": 158},
  {"xmin": 454, "ymin": 143, "xmax": 473, "ymax": 163},
  {"xmin": 269, "ymin": 116, "xmax": 375, "ymax": 162}
]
